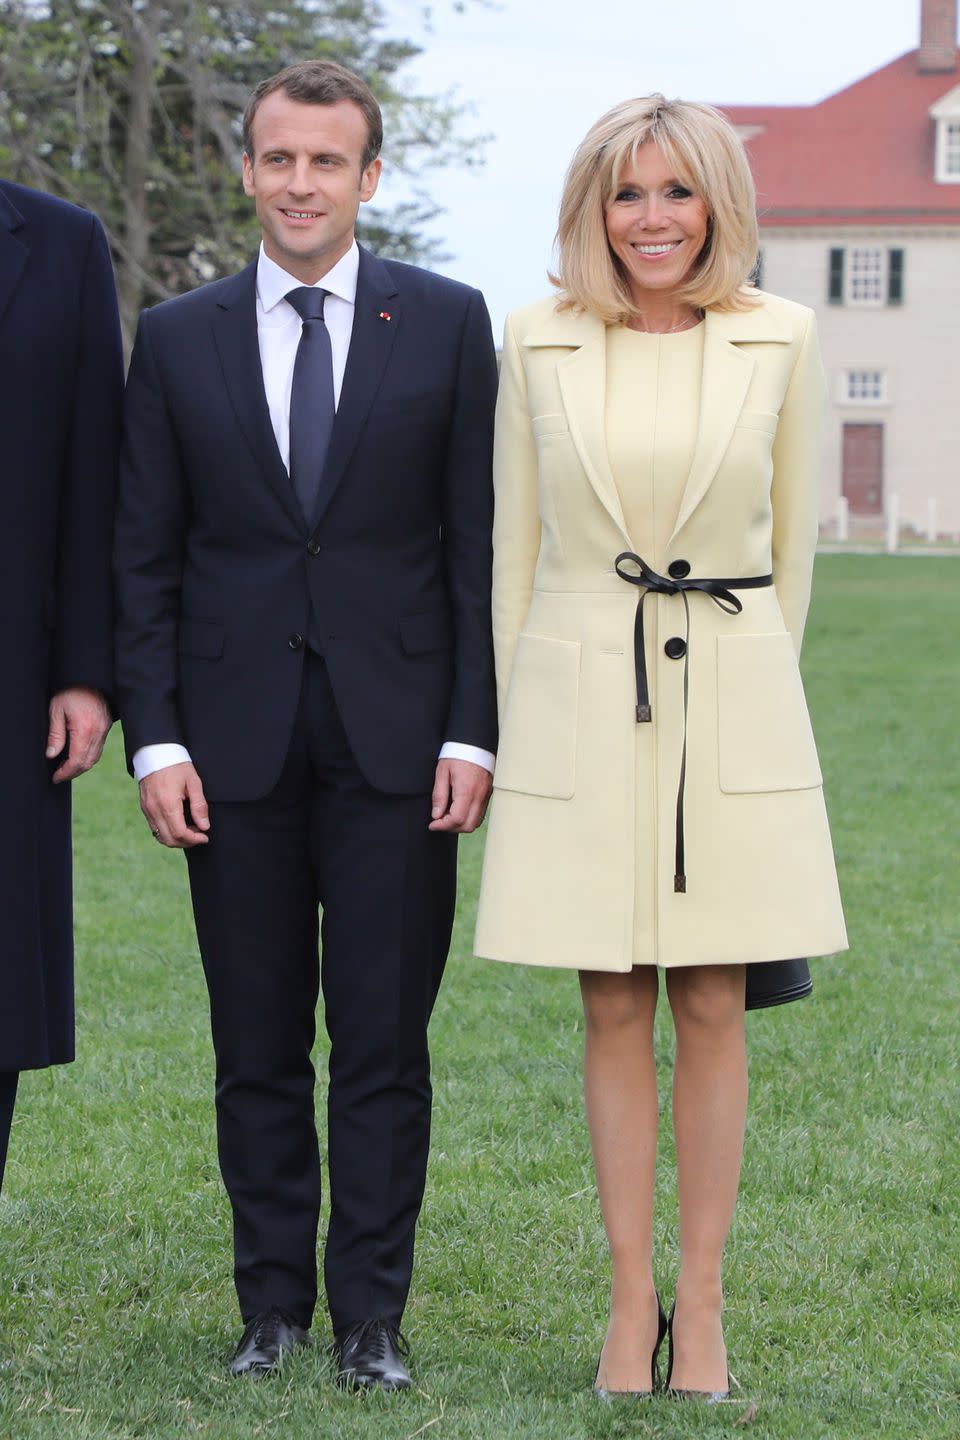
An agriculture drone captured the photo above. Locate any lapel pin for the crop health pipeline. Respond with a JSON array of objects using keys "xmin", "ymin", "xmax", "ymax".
[{"xmin": 378, "ymin": 311, "xmax": 392, "ymax": 322}]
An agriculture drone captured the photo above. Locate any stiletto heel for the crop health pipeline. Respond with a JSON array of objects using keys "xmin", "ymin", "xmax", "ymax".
[
  {"xmin": 594, "ymin": 1292, "xmax": 668, "ymax": 1400},
  {"xmin": 665, "ymin": 1302, "xmax": 730, "ymax": 1402}
]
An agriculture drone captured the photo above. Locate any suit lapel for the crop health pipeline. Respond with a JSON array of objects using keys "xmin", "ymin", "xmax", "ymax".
[
  {"xmin": 526, "ymin": 306, "xmax": 630, "ymax": 544},
  {"xmin": 671, "ymin": 302, "xmax": 793, "ymax": 538},
  {"xmin": 0, "ymin": 186, "xmax": 29, "ymax": 330},
  {"xmin": 211, "ymin": 260, "xmax": 304, "ymax": 530},
  {"xmin": 310, "ymin": 246, "xmax": 400, "ymax": 528}
]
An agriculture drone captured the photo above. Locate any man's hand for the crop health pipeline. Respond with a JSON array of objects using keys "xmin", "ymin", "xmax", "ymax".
[
  {"xmin": 47, "ymin": 687, "xmax": 112, "ymax": 783},
  {"xmin": 139, "ymin": 761, "xmax": 211, "ymax": 848},
  {"xmin": 428, "ymin": 758, "xmax": 493, "ymax": 834}
]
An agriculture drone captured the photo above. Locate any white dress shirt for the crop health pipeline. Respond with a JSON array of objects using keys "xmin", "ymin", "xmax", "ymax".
[{"xmin": 134, "ymin": 242, "xmax": 495, "ymax": 782}]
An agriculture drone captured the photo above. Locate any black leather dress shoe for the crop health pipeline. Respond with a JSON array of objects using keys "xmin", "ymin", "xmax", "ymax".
[
  {"xmin": 335, "ymin": 1317, "xmax": 411, "ymax": 1391},
  {"xmin": 229, "ymin": 1307, "xmax": 310, "ymax": 1376}
]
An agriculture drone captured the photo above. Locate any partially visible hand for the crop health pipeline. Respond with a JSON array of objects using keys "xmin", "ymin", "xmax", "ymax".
[
  {"xmin": 139, "ymin": 761, "xmax": 211, "ymax": 848},
  {"xmin": 428, "ymin": 758, "xmax": 493, "ymax": 834},
  {"xmin": 47, "ymin": 687, "xmax": 112, "ymax": 783}
]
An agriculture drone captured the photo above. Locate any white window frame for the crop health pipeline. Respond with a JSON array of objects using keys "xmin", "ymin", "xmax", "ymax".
[
  {"xmin": 939, "ymin": 119, "xmax": 960, "ymax": 181},
  {"xmin": 845, "ymin": 248, "xmax": 887, "ymax": 307},
  {"xmin": 839, "ymin": 369, "xmax": 888, "ymax": 406},
  {"xmin": 931, "ymin": 88, "xmax": 960, "ymax": 184}
]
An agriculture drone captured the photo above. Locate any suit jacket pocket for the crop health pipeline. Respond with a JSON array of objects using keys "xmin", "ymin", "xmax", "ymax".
[
  {"xmin": 494, "ymin": 633, "xmax": 579, "ymax": 800},
  {"xmin": 179, "ymin": 618, "xmax": 225, "ymax": 659},
  {"xmin": 717, "ymin": 633, "xmax": 822, "ymax": 793}
]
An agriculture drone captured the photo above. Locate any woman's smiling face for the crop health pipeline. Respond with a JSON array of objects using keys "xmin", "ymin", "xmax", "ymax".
[{"xmin": 604, "ymin": 142, "xmax": 710, "ymax": 307}]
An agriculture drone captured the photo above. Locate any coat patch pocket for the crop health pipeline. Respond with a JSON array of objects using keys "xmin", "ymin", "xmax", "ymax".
[
  {"xmin": 494, "ymin": 633, "xmax": 580, "ymax": 800},
  {"xmin": 735, "ymin": 409, "xmax": 779, "ymax": 437},
  {"xmin": 178, "ymin": 618, "xmax": 225, "ymax": 660},
  {"xmin": 531, "ymin": 413, "xmax": 569, "ymax": 438},
  {"xmin": 717, "ymin": 633, "xmax": 822, "ymax": 794}
]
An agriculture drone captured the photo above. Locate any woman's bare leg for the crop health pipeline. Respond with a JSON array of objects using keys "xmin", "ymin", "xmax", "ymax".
[
  {"xmin": 665, "ymin": 963, "xmax": 747, "ymax": 1392},
  {"xmin": 579, "ymin": 965, "xmax": 662, "ymax": 1391}
]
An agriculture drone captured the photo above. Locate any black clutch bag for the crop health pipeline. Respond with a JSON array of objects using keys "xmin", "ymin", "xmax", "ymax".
[{"xmin": 745, "ymin": 958, "xmax": 811, "ymax": 1011}]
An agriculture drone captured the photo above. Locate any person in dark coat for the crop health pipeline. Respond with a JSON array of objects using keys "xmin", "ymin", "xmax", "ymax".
[{"xmin": 0, "ymin": 180, "xmax": 123, "ymax": 1190}]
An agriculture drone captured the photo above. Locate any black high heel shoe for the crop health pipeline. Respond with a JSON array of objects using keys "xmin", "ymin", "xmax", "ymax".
[
  {"xmin": 664, "ymin": 1302, "xmax": 730, "ymax": 1402},
  {"xmin": 594, "ymin": 1294, "xmax": 668, "ymax": 1401}
]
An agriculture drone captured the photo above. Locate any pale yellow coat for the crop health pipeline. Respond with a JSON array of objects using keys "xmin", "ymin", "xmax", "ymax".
[{"xmin": 474, "ymin": 290, "xmax": 848, "ymax": 971}]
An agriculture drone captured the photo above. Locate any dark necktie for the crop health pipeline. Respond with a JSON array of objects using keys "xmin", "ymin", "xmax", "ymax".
[{"xmin": 285, "ymin": 286, "xmax": 335, "ymax": 524}]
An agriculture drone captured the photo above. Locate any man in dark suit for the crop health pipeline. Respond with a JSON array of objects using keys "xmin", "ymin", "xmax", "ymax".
[
  {"xmin": 0, "ymin": 181, "xmax": 122, "ymax": 1194},
  {"xmin": 114, "ymin": 61, "xmax": 498, "ymax": 1388}
]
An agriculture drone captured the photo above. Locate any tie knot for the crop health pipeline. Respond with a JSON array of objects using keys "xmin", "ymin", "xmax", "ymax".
[{"xmin": 286, "ymin": 286, "xmax": 328, "ymax": 322}]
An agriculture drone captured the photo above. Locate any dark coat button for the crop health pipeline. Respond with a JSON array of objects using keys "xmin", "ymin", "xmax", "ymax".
[
  {"xmin": 306, "ymin": 538, "xmax": 321, "ymax": 556},
  {"xmin": 288, "ymin": 633, "xmax": 304, "ymax": 650},
  {"xmin": 668, "ymin": 558, "xmax": 691, "ymax": 579},
  {"xmin": 664, "ymin": 636, "xmax": 687, "ymax": 659}
]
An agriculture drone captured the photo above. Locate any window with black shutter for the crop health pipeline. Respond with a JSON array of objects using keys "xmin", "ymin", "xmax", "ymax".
[
  {"xmin": 828, "ymin": 248, "xmax": 845, "ymax": 304},
  {"xmin": 888, "ymin": 249, "xmax": 904, "ymax": 305}
]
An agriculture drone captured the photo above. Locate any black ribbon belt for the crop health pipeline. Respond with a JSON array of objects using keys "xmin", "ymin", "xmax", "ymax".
[{"xmin": 614, "ymin": 552, "xmax": 773, "ymax": 893}]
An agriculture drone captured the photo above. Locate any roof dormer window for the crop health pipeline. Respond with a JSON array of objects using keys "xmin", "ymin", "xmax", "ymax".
[
  {"xmin": 930, "ymin": 85, "xmax": 960, "ymax": 183},
  {"xmin": 942, "ymin": 120, "xmax": 960, "ymax": 178}
]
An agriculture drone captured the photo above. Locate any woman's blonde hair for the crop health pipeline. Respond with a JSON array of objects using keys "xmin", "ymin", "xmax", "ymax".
[{"xmin": 553, "ymin": 95, "xmax": 760, "ymax": 321}]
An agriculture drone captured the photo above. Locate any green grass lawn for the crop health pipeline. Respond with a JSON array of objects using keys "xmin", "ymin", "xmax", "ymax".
[{"xmin": 2, "ymin": 555, "xmax": 958, "ymax": 1439}]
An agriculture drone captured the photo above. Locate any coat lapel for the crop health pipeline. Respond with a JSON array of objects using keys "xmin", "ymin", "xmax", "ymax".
[
  {"xmin": 525, "ymin": 306, "xmax": 630, "ymax": 544},
  {"xmin": 211, "ymin": 260, "xmax": 304, "ymax": 530},
  {"xmin": 310, "ymin": 245, "xmax": 400, "ymax": 528},
  {"xmin": 0, "ymin": 186, "xmax": 29, "ymax": 330},
  {"xmin": 671, "ymin": 302, "xmax": 793, "ymax": 538}
]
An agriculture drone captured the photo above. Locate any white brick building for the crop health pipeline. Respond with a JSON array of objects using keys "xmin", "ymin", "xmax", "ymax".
[{"xmin": 722, "ymin": 0, "xmax": 960, "ymax": 537}]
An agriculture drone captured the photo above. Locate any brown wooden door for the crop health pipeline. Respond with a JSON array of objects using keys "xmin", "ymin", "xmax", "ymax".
[{"xmin": 842, "ymin": 423, "xmax": 884, "ymax": 514}]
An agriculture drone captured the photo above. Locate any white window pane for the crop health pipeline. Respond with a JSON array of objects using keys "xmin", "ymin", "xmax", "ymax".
[
  {"xmin": 844, "ymin": 369, "xmax": 885, "ymax": 403},
  {"xmin": 848, "ymin": 248, "xmax": 886, "ymax": 305}
]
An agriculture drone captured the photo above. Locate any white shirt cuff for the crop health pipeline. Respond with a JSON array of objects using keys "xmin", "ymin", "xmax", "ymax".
[
  {"xmin": 133, "ymin": 743, "xmax": 193, "ymax": 782},
  {"xmin": 439, "ymin": 741, "xmax": 496, "ymax": 775}
]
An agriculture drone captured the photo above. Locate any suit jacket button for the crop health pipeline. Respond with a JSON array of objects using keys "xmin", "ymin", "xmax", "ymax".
[
  {"xmin": 306, "ymin": 539, "xmax": 321, "ymax": 556},
  {"xmin": 664, "ymin": 636, "xmax": 687, "ymax": 660},
  {"xmin": 668, "ymin": 558, "xmax": 691, "ymax": 579},
  {"xmin": 288, "ymin": 633, "xmax": 304, "ymax": 650}
]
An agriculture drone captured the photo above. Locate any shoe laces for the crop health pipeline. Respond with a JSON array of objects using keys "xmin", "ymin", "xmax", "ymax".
[
  {"xmin": 341, "ymin": 1316, "xmax": 410, "ymax": 1360},
  {"xmin": 252, "ymin": 1307, "xmax": 295, "ymax": 1349}
]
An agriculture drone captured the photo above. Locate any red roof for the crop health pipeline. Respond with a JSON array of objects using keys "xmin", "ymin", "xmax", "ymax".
[{"xmin": 721, "ymin": 49, "xmax": 960, "ymax": 226}]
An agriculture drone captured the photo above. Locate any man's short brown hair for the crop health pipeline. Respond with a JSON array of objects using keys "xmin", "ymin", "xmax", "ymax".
[{"xmin": 242, "ymin": 61, "xmax": 383, "ymax": 169}]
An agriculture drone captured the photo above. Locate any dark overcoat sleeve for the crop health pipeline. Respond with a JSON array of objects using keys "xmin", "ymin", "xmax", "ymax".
[
  {"xmin": 49, "ymin": 214, "xmax": 123, "ymax": 698},
  {"xmin": 113, "ymin": 310, "xmax": 189, "ymax": 764}
]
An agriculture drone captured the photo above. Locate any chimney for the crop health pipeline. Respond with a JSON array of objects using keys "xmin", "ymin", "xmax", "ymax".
[{"xmin": 918, "ymin": 0, "xmax": 958, "ymax": 72}]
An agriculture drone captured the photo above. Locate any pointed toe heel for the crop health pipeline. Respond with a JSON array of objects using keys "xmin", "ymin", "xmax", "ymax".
[
  {"xmin": 592, "ymin": 1292, "xmax": 668, "ymax": 1401},
  {"xmin": 664, "ymin": 1302, "xmax": 731, "ymax": 1402}
]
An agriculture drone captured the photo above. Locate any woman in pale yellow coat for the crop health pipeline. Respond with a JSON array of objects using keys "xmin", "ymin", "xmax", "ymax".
[{"xmin": 474, "ymin": 96, "xmax": 847, "ymax": 1399}]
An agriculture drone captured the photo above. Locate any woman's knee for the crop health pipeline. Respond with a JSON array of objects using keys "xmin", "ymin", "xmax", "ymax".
[
  {"xmin": 667, "ymin": 965, "xmax": 745, "ymax": 1034},
  {"xmin": 579, "ymin": 967, "xmax": 657, "ymax": 1037}
]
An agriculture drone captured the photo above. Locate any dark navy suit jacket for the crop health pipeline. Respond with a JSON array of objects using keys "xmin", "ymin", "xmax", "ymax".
[
  {"xmin": 0, "ymin": 181, "xmax": 122, "ymax": 1069},
  {"xmin": 114, "ymin": 248, "xmax": 498, "ymax": 801}
]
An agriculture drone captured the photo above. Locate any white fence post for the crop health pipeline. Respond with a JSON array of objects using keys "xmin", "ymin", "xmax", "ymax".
[
  {"xmin": 927, "ymin": 497, "xmax": 937, "ymax": 545},
  {"xmin": 885, "ymin": 494, "xmax": 900, "ymax": 554},
  {"xmin": 837, "ymin": 495, "xmax": 849, "ymax": 543}
]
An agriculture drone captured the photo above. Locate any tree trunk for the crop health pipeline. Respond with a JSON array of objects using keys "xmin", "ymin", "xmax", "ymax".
[{"xmin": 117, "ymin": 13, "xmax": 156, "ymax": 352}]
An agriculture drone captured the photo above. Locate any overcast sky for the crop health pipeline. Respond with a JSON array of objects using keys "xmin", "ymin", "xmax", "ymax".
[{"xmin": 378, "ymin": 0, "xmax": 923, "ymax": 335}]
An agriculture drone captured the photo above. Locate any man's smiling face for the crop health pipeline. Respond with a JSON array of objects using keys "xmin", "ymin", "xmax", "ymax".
[{"xmin": 242, "ymin": 92, "xmax": 381, "ymax": 284}]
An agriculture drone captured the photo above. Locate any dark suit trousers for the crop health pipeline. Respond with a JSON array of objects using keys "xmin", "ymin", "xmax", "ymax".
[
  {"xmin": 186, "ymin": 655, "xmax": 457, "ymax": 1334},
  {"xmin": 0, "ymin": 1071, "xmax": 19, "ymax": 1193}
]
